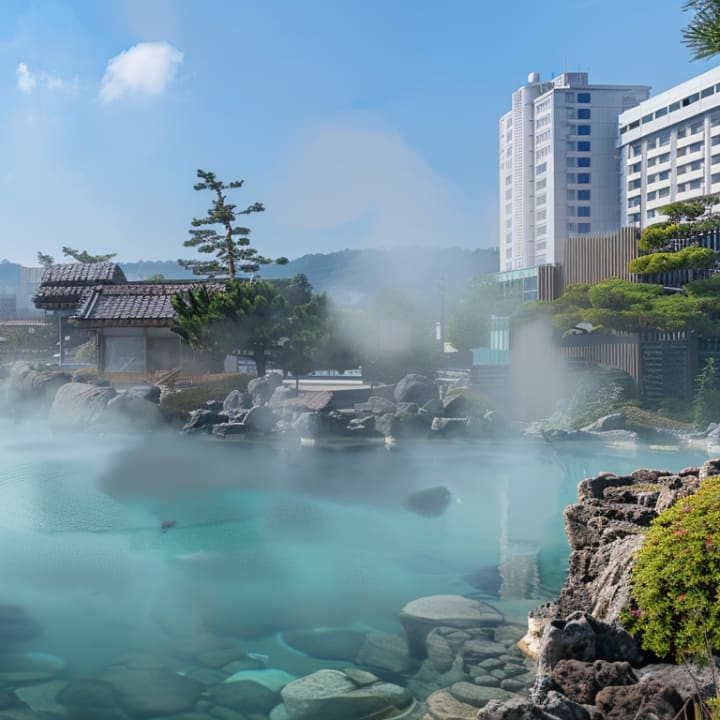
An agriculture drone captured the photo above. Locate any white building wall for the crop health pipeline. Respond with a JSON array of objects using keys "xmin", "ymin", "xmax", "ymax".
[
  {"xmin": 619, "ymin": 65, "xmax": 720, "ymax": 229},
  {"xmin": 500, "ymin": 73, "xmax": 650, "ymax": 272}
]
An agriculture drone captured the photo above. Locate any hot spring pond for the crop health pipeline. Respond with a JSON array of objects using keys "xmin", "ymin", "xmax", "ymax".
[{"xmin": 0, "ymin": 421, "xmax": 709, "ymax": 712}]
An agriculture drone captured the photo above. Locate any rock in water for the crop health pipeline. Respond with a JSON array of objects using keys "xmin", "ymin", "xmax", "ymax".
[
  {"xmin": 280, "ymin": 669, "xmax": 411, "ymax": 720},
  {"xmin": 404, "ymin": 486, "xmax": 452, "ymax": 517}
]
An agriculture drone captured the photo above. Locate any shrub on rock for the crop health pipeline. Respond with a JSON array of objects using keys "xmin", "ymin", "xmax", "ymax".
[{"xmin": 624, "ymin": 475, "xmax": 720, "ymax": 661}]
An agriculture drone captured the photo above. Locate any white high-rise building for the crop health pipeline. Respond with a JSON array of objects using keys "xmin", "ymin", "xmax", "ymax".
[
  {"xmin": 499, "ymin": 72, "xmax": 649, "ymax": 272},
  {"xmin": 618, "ymin": 65, "xmax": 720, "ymax": 229}
]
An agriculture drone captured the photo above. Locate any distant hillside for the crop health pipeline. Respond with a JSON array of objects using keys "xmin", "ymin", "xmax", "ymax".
[{"xmin": 119, "ymin": 247, "xmax": 499, "ymax": 312}]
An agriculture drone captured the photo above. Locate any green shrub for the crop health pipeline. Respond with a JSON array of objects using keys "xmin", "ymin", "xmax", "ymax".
[
  {"xmin": 629, "ymin": 246, "xmax": 718, "ymax": 275},
  {"xmin": 624, "ymin": 475, "xmax": 720, "ymax": 661},
  {"xmin": 160, "ymin": 374, "xmax": 252, "ymax": 421}
]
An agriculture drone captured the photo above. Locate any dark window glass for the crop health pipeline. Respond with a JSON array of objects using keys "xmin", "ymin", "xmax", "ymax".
[
  {"xmin": 577, "ymin": 92, "xmax": 591, "ymax": 103},
  {"xmin": 655, "ymin": 107, "xmax": 668, "ymax": 118},
  {"xmin": 578, "ymin": 125, "xmax": 591, "ymax": 136},
  {"xmin": 577, "ymin": 206, "xmax": 591, "ymax": 217},
  {"xmin": 670, "ymin": 101, "xmax": 681, "ymax": 112},
  {"xmin": 578, "ymin": 157, "xmax": 591, "ymax": 167},
  {"xmin": 578, "ymin": 141, "xmax": 591, "ymax": 151},
  {"xmin": 578, "ymin": 108, "xmax": 591, "ymax": 120},
  {"xmin": 578, "ymin": 173, "xmax": 591, "ymax": 184},
  {"xmin": 577, "ymin": 223, "xmax": 591, "ymax": 232},
  {"xmin": 642, "ymin": 113, "xmax": 653, "ymax": 124},
  {"xmin": 578, "ymin": 190, "xmax": 591, "ymax": 200},
  {"xmin": 702, "ymin": 86, "xmax": 714, "ymax": 98}
]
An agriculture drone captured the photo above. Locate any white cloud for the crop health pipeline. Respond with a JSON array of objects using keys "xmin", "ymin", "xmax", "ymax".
[
  {"xmin": 16, "ymin": 62, "xmax": 36, "ymax": 93},
  {"xmin": 100, "ymin": 41, "xmax": 183, "ymax": 104},
  {"xmin": 15, "ymin": 62, "xmax": 78, "ymax": 95}
]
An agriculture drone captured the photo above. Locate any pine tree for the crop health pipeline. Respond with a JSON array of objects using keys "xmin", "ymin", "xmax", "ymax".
[{"xmin": 179, "ymin": 169, "xmax": 287, "ymax": 280}]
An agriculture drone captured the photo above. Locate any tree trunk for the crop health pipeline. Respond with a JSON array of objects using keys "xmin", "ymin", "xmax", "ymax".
[{"xmin": 254, "ymin": 349, "xmax": 266, "ymax": 377}]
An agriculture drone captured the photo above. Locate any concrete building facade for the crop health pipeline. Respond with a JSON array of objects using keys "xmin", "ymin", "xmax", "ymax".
[
  {"xmin": 499, "ymin": 72, "xmax": 649, "ymax": 272},
  {"xmin": 618, "ymin": 65, "xmax": 720, "ymax": 229}
]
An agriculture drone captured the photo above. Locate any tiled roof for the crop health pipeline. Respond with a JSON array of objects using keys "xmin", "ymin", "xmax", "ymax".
[
  {"xmin": 40, "ymin": 262, "xmax": 127, "ymax": 286},
  {"xmin": 33, "ymin": 284, "xmax": 94, "ymax": 309},
  {"xmin": 72, "ymin": 282, "xmax": 226, "ymax": 326}
]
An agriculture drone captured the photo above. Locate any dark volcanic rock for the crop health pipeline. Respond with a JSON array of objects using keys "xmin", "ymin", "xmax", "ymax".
[
  {"xmin": 595, "ymin": 681, "xmax": 684, "ymax": 720},
  {"xmin": 550, "ymin": 659, "xmax": 637, "ymax": 705}
]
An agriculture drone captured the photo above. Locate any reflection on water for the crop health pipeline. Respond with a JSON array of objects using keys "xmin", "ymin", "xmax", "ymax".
[{"xmin": 0, "ymin": 420, "xmax": 708, "ymax": 678}]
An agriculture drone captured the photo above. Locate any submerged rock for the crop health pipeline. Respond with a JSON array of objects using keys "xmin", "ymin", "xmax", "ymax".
[
  {"xmin": 400, "ymin": 595, "xmax": 503, "ymax": 659},
  {"xmin": 404, "ymin": 486, "xmax": 452, "ymax": 517},
  {"xmin": 282, "ymin": 629, "xmax": 366, "ymax": 661},
  {"xmin": 280, "ymin": 668, "xmax": 412, "ymax": 720}
]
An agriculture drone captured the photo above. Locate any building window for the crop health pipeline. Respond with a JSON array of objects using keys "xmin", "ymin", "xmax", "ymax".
[
  {"xmin": 567, "ymin": 223, "xmax": 577, "ymax": 233},
  {"xmin": 577, "ymin": 125, "xmax": 591, "ymax": 136},
  {"xmin": 577, "ymin": 173, "xmax": 591, "ymax": 184},
  {"xmin": 647, "ymin": 191, "xmax": 657, "ymax": 200},
  {"xmin": 567, "ymin": 173, "xmax": 576, "ymax": 184},
  {"xmin": 578, "ymin": 108, "xmax": 591, "ymax": 120},
  {"xmin": 536, "ymin": 162, "xmax": 547, "ymax": 175},
  {"xmin": 647, "ymin": 209, "xmax": 657, "ymax": 219},
  {"xmin": 713, "ymin": 173, "xmax": 720, "ymax": 184},
  {"xmin": 628, "ymin": 178, "xmax": 641, "ymax": 190},
  {"xmin": 691, "ymin": 121, "xmax": 704, "ymax": 135},
  {"xmin": 628, "ymin": 196, "xmax": 641, "ymax": 208},
  {"xmin": 578, "ymin": 141, "xmax": 591, "ymax": 151},
  {"xmin": 505, "ymin": 188, "xmax": 512, "ymax": 200},
  {"xmin": 691, "ymin": 178, "xmax": 703, "ymax": 190},
  {"xmin": 631, "ymin": 143, "xmax": 642, "ymax": 157},
  {"xmin": 678, "ymin": 127, "xmax": 687, "ymax": 139},
  {"xmin": 655, "ymin": 107, "xmax": 668, "ymax": 119},
  {"xmin": 577, "ymin": 223, "xmax": 591, "ymax": 233},
  {"xmin": 642, "ymin": 113, "xmax": 653, "ymax": 124},
  {"xmin": 659, "ymin": 187, "xmax": 670, "ymax": 198},
  {"xmin": 659, "ymin": 152, "xmax": 671, "ymax": 163},
  {"xmin": 628, "ymin": 214, "xmax": 641, "ymax": 224},
  {"xmin": 577, "ymin": 206, "xmax": 591, "ymax": 217},
  {"xmin": 683, "ymin": 93, "xmax": 700, "ymax": 106},
  {"xmin": 537, "ymin": 209, "xmax": 547, "ymax": 222},
  {"xmin": 658, "ymin": 170, "xmax": 670, "ymax": 181},
  {"xmin": 536, "ymin": 224, "xmax": 546, "ymax": 236},
  {"xmin": 670, "ymin": 100, "xmax": 681, "ymax": 112},
  {"xmin": 577, "ymin": 92, "xmax": 591, "ymax": 103},
  {"xmin": 536, "ymin": 178, "xmax": 547, "ymax": 190},
  {"xmin": 702, "ymin": 86, "xmax": 715, "ymax": 98},
  {"xmin": 537, "ymin": 193, "xmax": 547, "ymax": 206},
  {"xmin": 690, "ymin": 141, "xmax": 704, "ymax": 153},
  {"xmin": 659, "ymin": 131, "xmax": 670, "ymax": 146},
  {"xmin": 678, "ymin": 164, "xmax": 688, "ymax": 176},
  {"xmin": 505, "ymin": 175, "xmax": 512, "ymax": 185},
  {"xmin": 578, "ymin": 190, "xmax": 591, "ymax": 200},
  {"xmin": 567, "ymin": 190, "xmax": 576, "ymax": 201},
  {"xmin": 567, "ymin": 157, "xmax": 577, "ymax": 168},
  {"xmin": 578, "ymin": 157, "xmax": 591, "ymax": 167},
  {"xmin": 630, "ymin": 162, "xmax": 642, "ymax": 173}
]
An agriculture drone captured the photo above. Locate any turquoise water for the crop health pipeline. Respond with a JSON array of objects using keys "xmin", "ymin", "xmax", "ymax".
[{"xmin": 0, "ymin": 421, "xmax": 709, "ymax": 676}]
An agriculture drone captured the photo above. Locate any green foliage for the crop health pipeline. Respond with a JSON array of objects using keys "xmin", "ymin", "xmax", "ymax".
[
  {"xmin": 160, "ymin": 374, "xmax": 252, "ymax": 422},
  {"xmin": 683, "ymin": 0, "xmax": 720, "ymax": 60},
  {"xmin": 639, "ymin": 197, "xmax": 720, "ymax": 251},
  {"xmin": 36, "ymin": 252, "xmax": 54, "ymax": 268},
  {"xmin": 695, "ymin": 357, "xmax": 720, "ymax": 429},
  {"xmin": 630, "ymin": 246, "xmax": 718, "ymax": 275},
  {"xmin": 622, "ymin": 403, "xmax": 695, "ymax": 432},
  {"xmin": 172, "ymin": 279, "xmax": 289, "ymax": 376},
  {"xmin": 147, "ymin": 273, "xmax": 166, "ymax": 282},
  {"xmin": 62, "ymin": 246, "xmax": 117, "ymax": 263},
  {"xmin": 624, "ymin": 475, "xmax": 720, "ymax": 662},
  {"xmin": 179, "ymin": 169, "xmax": 288, "ymax": 280}
]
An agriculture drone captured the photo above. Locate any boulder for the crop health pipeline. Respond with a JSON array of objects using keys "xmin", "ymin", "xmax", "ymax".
[
  {"xmin": 243, "ymin": 405, "xmax": 277, "ymax": 432},
  {"xmin": 97, "ymin": 667, "xmax": 204, "ymax": 717},
  {"xmin": 211, "ymin": 422, "xmax": 248, "ymax": 438},
  {"xmin": 394, "ymin": 374, "xmax": 436, "ymax": 405},
  {"xmin": 355, "ymin": 634, "xmax": 413, "ymax": 674},
  {"xmin": 280, "ymin": 669, "xmax": 411, "ymax": 720},
  {"xmin": 213, "ymin": 669, "xmax": 295, "ymax": 713},
  {"xmin": 425, "ymin": 689, "xmax": 478, "ymax": 719},
  {"xmin": 400, "ymin": 595, "xmax": 503, "ymax": 659},
  {"xmin": 183, "ymin": 408, "xmax": 228, "ymax": 432},
  {"xmin": 248, "ymin": 374, "xmax": 283, "ymax": 405},
  {"xmin": 223, "ymin": 389, "xmax": 250, "ymax": 415},
  {"xmin": 57, "ymin": 680, "xmax": 126, "ymax": 720},
  {"xmin": 594, "ymin": 681, "xmax": 684, "ymax": 720},
  {"xmin": 448, "ymin": 682, "xmax": 514, "ymax": 708},
  {"xmin": 421, "ymin": 399, "xmax": 444, "ymax": 416},
  {"xmin": 550, "ymin": 659, "xmax": 637, "ymax": 705},
  {"xmin": 48, "ymin": 382, "xmax": 116, "ymax": 430}
]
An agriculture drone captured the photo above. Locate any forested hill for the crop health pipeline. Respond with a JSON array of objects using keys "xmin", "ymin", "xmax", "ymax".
[{"xmin": 122, "ymin": 247, "xmax": 499, "ymax": 311}]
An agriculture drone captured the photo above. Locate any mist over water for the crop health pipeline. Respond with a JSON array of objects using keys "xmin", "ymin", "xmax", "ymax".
[{"xmin": 0, "ymin": 420, "xmax": 708, "ymax": 677}]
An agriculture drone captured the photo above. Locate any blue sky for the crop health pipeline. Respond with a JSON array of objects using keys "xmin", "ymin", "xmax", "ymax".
[{"xmin": 0, "ymin": 0, "xmax": 711, "ymax": 265}]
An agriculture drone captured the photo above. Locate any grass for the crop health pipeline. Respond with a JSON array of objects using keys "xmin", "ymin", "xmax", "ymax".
[
  {"xmin": 160, "ymin": 373, "xmax": 253, "ymax": 422},
  {"xmin": 622, "ymin": 404, "xmax": 694, "ymax": 434}
]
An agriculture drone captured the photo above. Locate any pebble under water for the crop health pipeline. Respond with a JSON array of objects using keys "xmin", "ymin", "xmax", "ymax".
[{"xmin": 0, "ymin": 421, "xmax": 709, "ymax": 716}]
